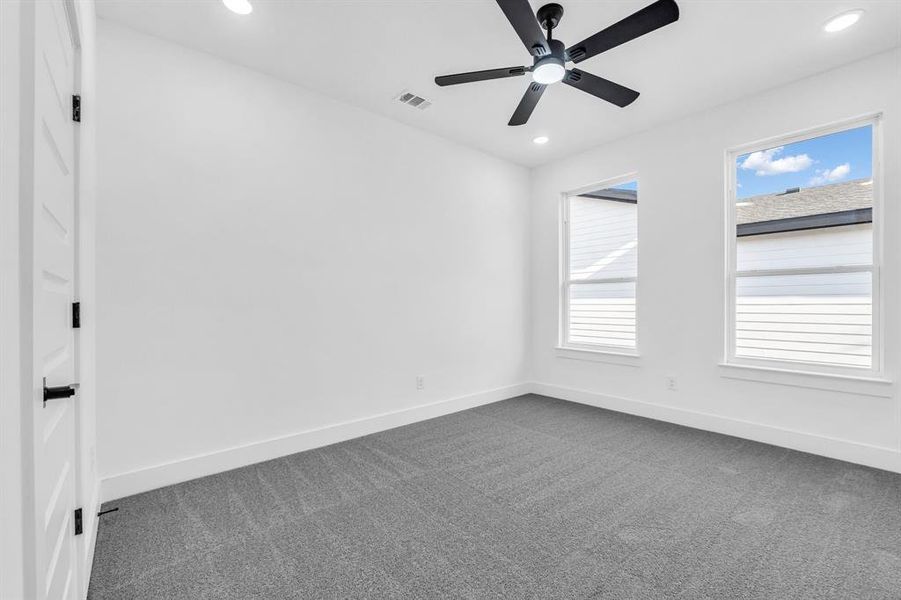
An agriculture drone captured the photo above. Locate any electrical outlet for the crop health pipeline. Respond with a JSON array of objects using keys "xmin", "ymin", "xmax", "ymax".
[
  {"xmin": 666, "ymin": 376, "xmax": 678, "ymax": 391},
  {"xmin": 416, "ymin": 375, "xmax": 425, "ymax": 390}
]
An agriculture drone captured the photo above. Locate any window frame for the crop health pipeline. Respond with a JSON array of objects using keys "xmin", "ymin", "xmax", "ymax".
[
  {"xmin": 724, "ymin": 114, "xmax": 884, "ymax": 377},
  {"xmin": 560, "ymin": 172, "xmax": 640, "ymax": 356}
]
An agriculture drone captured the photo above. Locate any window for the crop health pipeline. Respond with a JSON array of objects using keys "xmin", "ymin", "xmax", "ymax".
[
  {"xmin": 562, "ymin": 177, "xmax": 638, "ymax": 352},
  {"xmin": 726, "ymin": 118, "xmax": 880, "ymax": 373}
]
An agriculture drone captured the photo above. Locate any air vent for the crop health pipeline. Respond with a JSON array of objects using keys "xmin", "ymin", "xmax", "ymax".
[{"xmin": 395, "ymin": 90, "xmax": 431, "ymax": 110}]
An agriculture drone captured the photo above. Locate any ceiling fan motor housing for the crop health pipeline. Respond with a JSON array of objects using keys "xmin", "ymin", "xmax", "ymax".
[
  {"xmin": 531, "ymin": 39, "xmax": 566, "ymax": 84},
  {"xmin": 537, "ymin": 39, "xmax": 565, "ymax": 64}
]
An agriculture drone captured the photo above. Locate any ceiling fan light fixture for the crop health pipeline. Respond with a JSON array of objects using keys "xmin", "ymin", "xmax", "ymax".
[
  {"xmin": 531, "ymin": 58, "xmax": 565, "ymax": 85},
  {"xmin": 433, "ymin": 0, "xmax": 681, "ymax": 125},
  {"xmin": 222, "ymin": 0, "xmax": 253, "ymax": 15},
  {"xmin": 533, "ymin": 136, "xmax": 550, "ymax": 145},
  {"xmin": 823, "ymin": 9, "xmax": 863, "ymax": 32}
]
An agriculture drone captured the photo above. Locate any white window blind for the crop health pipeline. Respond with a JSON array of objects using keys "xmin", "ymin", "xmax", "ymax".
[
  {"xmin": 730, "ymin": 122, "xmax": 876, "ymax": 371},
  {"xmin": 564, "ymin": 185, "xmax": 638, "ymax": 350}
]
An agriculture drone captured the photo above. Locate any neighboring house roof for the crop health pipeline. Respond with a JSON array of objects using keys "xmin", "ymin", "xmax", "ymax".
[
  {"xmin": 737, "ymin": 178, "xmax": 872, "ymax": 237},
  {"xmin": 737, "ymin": 178, "xmax": 872, "ymax": 224},
  {"xmin": 580, "ymin": 189, "xmax": 637, "ymax": 204},
  {"xmin": 578, "ymin": 180, "xmax": 873, "ymax": 236}
]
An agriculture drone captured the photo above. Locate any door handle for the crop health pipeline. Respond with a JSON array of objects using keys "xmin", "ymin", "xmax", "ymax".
[{"xmin": 43, "ymin": 379, "xmax": 79, "ymax": 405}]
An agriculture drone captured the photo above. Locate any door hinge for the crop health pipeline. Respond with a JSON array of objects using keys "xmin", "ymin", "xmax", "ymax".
[
  {"xmin": 72, "ymin": 95, "xmax": 81, "ymax": 122},
  {"xmin": 74, "ymin": 508, "xmax": 83, "ymax": 535},
  {"xmin": 72, "ymin": 301, "xmax": 80, "ymax": 328}
]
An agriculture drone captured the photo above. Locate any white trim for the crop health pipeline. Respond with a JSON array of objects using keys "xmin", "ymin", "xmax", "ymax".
[
  {"xmin": 726, "ymin": 112, "xmax": 885, "ymax": 157},
  {"xmin": 530, "ymin": 382, "xmax": 901, "ymax": 474},
  {"xmin": 563, "ymin": 174, "xmax": 638, "ymax": 198},
  {"xmin": 565, "ymin": 276, "xmax": 637, "ymax": 285},
  {"xmin": 554, "ymin": 346, "xmax": 642, "ymax": 366},
  {"xmin": 725, "ymin": 353, "xmax": 881, "ymax": 380},
  {"xmin": 718, "ymin": 362, "xmax": 893, "ymax": 397},
  {"xmin": 80, "ymin": 479, "xmax": 101, "ymax": 600},
  {"xmin": 736, "ymin": 264, "xmax": 872, "ymax": 278},
  {"xmin": 724, "ymin": 114, "xmax": 884, "ymax": 376},
  {"xmin": 70, "ymin": 0, "xmax": 100, "ymax": 595},
  {"xmin": 0, "ymin": 0, "xmax": 25, "ymax": 597},
  {"xmin": 559, "ymin": 172, "xmax": 640, "ymax": 353},
  {"xmin": 101, "ymin": 383, "xmax": 530, "ymax": 501},
  {"xmin": 100, "ymin": 379, "xmax": 901, "ymax": 509}
]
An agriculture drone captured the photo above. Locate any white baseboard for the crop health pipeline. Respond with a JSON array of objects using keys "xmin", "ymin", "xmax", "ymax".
[
  {"xmin": 101, "ymin": 379, "xmax": 900, "ymax": 502},
  {"xmin": 101, "ymin": 383, "xmax": 531, "ymax": 501},
  {"xmin": 530, "ymin": 382, "xmax": 901, "ymax": 474}
]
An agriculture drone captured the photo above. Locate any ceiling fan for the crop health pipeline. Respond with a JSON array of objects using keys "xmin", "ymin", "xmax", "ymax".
[{"xmin": 435, "ymin": 0, "xmax": 679, "ymax": 126}]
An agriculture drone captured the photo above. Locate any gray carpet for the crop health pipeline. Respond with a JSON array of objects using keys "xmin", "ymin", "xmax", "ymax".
[{"xmin": 88, "ymin": 394, "xmax": 901, "ymax": 599}]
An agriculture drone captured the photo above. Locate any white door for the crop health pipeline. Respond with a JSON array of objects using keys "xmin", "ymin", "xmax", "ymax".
[{"xmin": 30, "ymin": 1, "xmax": 80, "ymax": 598}]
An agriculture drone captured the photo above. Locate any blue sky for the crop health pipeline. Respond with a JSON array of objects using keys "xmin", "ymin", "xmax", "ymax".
[
  {"xmin": 736, "ymin": 125, "xmax": 872, "ymax": 199},
  {"xmin": 610, "ymin": 180, "xmax": 638, "ymax": 191}
]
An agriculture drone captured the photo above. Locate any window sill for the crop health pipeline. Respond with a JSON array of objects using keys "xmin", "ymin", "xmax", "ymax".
[
  {"xmin": 555, "ymin": 346, "xmax": 642, "ymax": 367},
  {"xmin": 718, "ymin": 362, "xmax": 893, "ymax": 398}
]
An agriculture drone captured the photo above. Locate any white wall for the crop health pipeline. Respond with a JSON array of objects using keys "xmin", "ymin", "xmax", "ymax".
[
  {"xmin": 531, "ymin": 49, "xmax": 901, "ymax": 472},
  {"xmin": 96, "ymin": 22, "xmax": 900, "ymax": 499},
  {"xmin": 95, "ymin": 21, "xmax": 530, "ymax": 498}
]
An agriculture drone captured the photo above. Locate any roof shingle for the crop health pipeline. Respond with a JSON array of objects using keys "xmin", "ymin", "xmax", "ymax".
[{"xmin": 736, "ymin": 178, "xmax": 872, "ymax": 225}]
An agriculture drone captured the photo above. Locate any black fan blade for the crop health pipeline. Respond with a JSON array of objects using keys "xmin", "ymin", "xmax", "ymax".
[
  {"xmin": 566, "ymin": 0, "xmax": 679, "ymax": 63},
  {"xmin": 508, "ymin": 82, "xmax": 546, "ymax": 126},
  {"xmin": 563, "ymin": 69, "xmax": 639, "ymax": 107},
  {"xmin": 496, "ymin": 0, "xmax": 551, "ymax": 57},
  {"xmin": 435, "ymin": 66, "xmax": 527, "ymax": 87}
]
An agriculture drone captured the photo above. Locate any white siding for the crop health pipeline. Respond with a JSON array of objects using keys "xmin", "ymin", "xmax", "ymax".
[
  {"xmin": 566, "ymin": 196, "xmax": 637, "ymax": 349},
  {"xmin": 737, "ymin": 223, "xmax": 871, "ymax": 271},
  {"xmin": 735, "ymin": 224, "xmax": 873, "ymax": 368},
  {"xmin": 568, "ymin": 282, "xmax": 637, "ymax": 348},
  {"xmin": 569, "ymin": 198, "xmax": 638, "ymax": 281}
]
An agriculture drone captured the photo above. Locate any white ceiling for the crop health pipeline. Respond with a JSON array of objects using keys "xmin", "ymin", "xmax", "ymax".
[{"xmin": 96, "ymin": 0, "xmax": 901, "ymax": 167}]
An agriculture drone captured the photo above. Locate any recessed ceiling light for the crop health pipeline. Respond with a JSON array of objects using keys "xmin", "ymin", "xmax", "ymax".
[
  {"xmin": 222, "ymin": 0, "xmax": 252, "ymax": 15},
  {"xmin": 824, "ymin": 9, "xmax": 863, "ymax": 33},
  {"xmin": 533, "ymin": 136, "xmax": 549, "ymax": 145}
]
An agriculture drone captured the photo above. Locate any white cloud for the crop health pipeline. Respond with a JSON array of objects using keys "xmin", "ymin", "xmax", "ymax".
[
  {"xmin": 809, "ymin": 163, "xmax": 851, "ymax": 186},
  {"xmin": 740, "ymin": 147, "xmax": 813, "ymax": 176}
]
